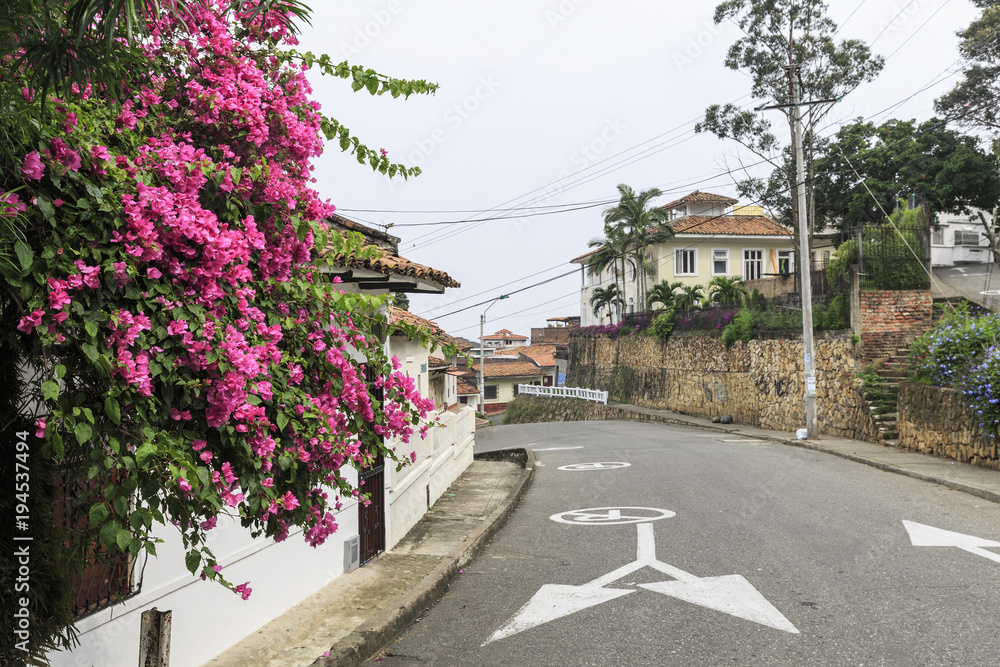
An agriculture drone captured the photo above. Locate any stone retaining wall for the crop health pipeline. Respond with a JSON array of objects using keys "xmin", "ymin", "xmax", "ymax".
[
  {"xmin": 568, "ymin": 330, "xmax": 879, "ymax": 441},
  {"xmin": 897, "ymin": 382, "xmax": 1000, "ymax": 471}
]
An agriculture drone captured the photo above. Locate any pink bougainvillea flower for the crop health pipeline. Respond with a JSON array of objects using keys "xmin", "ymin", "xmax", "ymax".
[
  {"xmin": 35, "ymin": 418, "xmax": 46, "ymax": 439},
  {"xmin": 234, "ymin": 582, "xmax": 252, "ymax": 600},
  {"xmin": 21, "ymin": 151, "xmax": 44, "ymax": 180},
  {"xmin": 17, "ymin": 309, "xmax": 44, "ymax": 334}
]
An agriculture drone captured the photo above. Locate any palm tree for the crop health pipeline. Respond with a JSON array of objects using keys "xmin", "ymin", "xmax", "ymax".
[
  {"xmin": 673, "ymin": 284, "xmax": 705, "ymax": 311},
  {"xmin": 646, "ymin": 280, "xmax": 683, "ymax": 311},
  {"xmin": 590, "ymin": 284, "xmax": 624, "ymax": 324},
  {"xmin": 706, "ymin": 275, "xmax": 746, "ymax": 305},
  {"xmin": 602, "ymin": 184, "xmax": 674, "ymax": 310}
]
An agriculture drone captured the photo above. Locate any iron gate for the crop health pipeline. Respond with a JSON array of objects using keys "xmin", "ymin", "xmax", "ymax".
[{"xmin": 359, "ymin": 362, "xmax": 386, "ymax": 565}]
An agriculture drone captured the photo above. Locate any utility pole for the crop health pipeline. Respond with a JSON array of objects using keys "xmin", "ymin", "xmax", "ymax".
[
  {"xmin": 757, "ymin": 68, "xmax": 838, "ymax": 438},
  {"xmin": 790, "ymin": 66, "xmax": 818, "ymax": 437},
  {"xmin": 479, "ymin": 295, "xmax": 509, "ymax": 413}
]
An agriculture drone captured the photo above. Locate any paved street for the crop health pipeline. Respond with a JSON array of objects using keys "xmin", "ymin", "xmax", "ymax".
[{"xmin": 376, "ymin": 421, "xmax": 1000, "ymax": 666}]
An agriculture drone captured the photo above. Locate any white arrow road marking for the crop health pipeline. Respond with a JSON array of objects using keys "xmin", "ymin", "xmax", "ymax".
[
  {"xmin": 484, "ymin": 585, "xmax": 635, "ymax": 644},
  {"xmin": 484, "ymin": 523, "xmax": 798, "ymax": 644},
  {"xmin": 558, "ymin": 462, "xmax": 631, "ymax": 471},
  {"xmin": 640, "ymin": 576, "xmax": 799, "ymax": 634},
  {"xmin": 903, "ymin": 520, "xmax": 1000, "ymax": 564},
  {"xmin": 533, "ymin": 446, "xmax": 584, "ymax": 451}
]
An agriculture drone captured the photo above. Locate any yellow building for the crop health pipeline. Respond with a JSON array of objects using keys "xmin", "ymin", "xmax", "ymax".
[{"xmin": 572, "ymin": 191, "xmax": 798, "ymax": 324}]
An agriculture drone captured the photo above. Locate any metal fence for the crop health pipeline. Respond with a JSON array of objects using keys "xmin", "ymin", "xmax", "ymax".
[
  {"xmin": 853, "ymin": 216, "xmax": 930, "ymax": 291},
  {"xmin": 517, "ymin": 385, "xmax": 608, "ymax": 404}
]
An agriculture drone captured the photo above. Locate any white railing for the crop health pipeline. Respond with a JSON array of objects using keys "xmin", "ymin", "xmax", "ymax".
[{"xmin": 517, "ymin": 385, "xmax": 608, "ymax": 404}]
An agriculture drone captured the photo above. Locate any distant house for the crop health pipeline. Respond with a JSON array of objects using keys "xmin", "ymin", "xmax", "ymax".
[
  {"xmin": 932, "ymin": 210, "xmax": 994, "ymax": 267},
  {"xmin": 493, "ymin": 344, "xmax": 559, "ymax": 387},
  {"xmin": 482, "ymin": 328, "xmax": 529, "ymax": 351},
  {"xmin": 469, "ymin": 356, "xmax": 547, "ymax": 414},
  {"xmin": 530, "ymin": 316, "xmax": 578, "ymax": 385},
  {"xmin": 571, "ymin": 191, "xmax": 797, "ymax": 325}
]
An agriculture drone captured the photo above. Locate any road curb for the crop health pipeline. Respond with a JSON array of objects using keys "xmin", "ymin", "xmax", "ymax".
[
  {"xmin": 610, "ymin": 406, "xmax": 1000, "ymax": 506},
  {"xmin": 315, "ymin": 448, "xmax": 535, "ymax": 667}
]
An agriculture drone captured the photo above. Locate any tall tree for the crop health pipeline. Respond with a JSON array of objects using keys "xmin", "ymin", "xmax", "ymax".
[
  {"xmin": 600, "ymin": 184, "xmax": 673, "ymax": 309},
  {"xmin": 696, "ymin": 0, "xmax": 883, "ymax": 249},
  {"xmin": 813, "ymin": 117, "xmax": 1000, "ymax": 226},
  {"xmin": 936, "ymin": 0, "xmax": 1000, "ymax": 264}
]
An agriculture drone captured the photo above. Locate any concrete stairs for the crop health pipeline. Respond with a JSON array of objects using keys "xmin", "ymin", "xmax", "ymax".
[{"xmin": 862, "ymin": 347, "xmax": 911, "ymax": 446}]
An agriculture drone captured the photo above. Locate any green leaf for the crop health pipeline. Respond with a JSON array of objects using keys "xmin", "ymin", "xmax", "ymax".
[
  {"xmin": 135, "ymin": 443, "xmax": 157, "ymax": 469},
  {"xmin": 54, "ymin": 364, "xmax": 66, "ymax": 379},
  {"xmin": 276, "ymin": 412, "xmax": 289, "ymax": 432},
  {"xmin": 99, "ymin": 521, "xmax": 122, "ymax": 551},
  {"xmin": 74, "ymin": 422, "xmax": 93, "ymax": 445},
  {"xmin": 116, "ymin": 528, "xmax": 132, "ymax": 552},
  {"xmin": 36, "ymin": 197, "xmax": 55, "ymax": 221},
  {"xmin": 129, "ymin": 511, "xmax": 145, "ymax": 532},
  {"xmin": 89, "ymin": 503, "xmax": 110, "ymax": 526},
  {"xmin": 82, "ymin": 343, "xmax": 99, "ymax": 362},
  {"xmin": 14, "ymin": 240, "xmax": 32, "ymax": 271},
  {"xmin": 105, "ymin": 396, "xmax": 121, "ymax": 425},
  {"xmin": 185, "ymin": 551, "xmax": 201, "ymax": 574},
  {"xmin": 41, "ymin": 380, "xmax": 59, "ymax": 401},
  {"xmin": 85, "ymin": 321, "xmax": 98, "ymax": 338},
  {"xmin": 129, "ymin": 538, "xmax": 142, "ymax": 558}
]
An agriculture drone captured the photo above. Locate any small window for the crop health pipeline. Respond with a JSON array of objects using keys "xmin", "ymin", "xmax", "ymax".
[
  {"xmin": 931, "ymin": 228, "xmax": 944, "ymax": 245},
  {"xmin": 626, "ymin": 260, "xmax": 636, "ymax": 282},
  {"xmin": 743, "ymin": 249, "xmax": 763, "ymax": 281},
  {"xmin": 777, "ymin": 250, "xmax": 793, "ymax": 275},
  {"xmin": 484, "ymin": 385, "xmax": 498, "ymax": 400},
  {"xmin": 628, "ymin": 296, "xmax": 635, "ymax": 314},
  {"xmin": 955, "ymin": 230, "xmax": 981, "ymax": 246},
  {"xmin": 675, "ymin": 249, "xmax": 696, "ymax": 276},
  {"xmin": 711, "ymin": 249, "xmax": 729, "ymax": 276}
]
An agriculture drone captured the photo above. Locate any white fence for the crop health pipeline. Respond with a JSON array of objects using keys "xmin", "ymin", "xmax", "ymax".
[{"xmin": 517, "ymin": 385, "xmax": 608, "ymax": 404}]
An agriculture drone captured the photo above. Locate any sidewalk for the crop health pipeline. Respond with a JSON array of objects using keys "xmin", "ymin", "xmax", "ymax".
[
  {"xmin": 202, "ymin": 450, "xmax": 534, "ymax": 667},
  {"xmin": 607, "ymin": 401, "xmax": 1000, "ymax": 504}
]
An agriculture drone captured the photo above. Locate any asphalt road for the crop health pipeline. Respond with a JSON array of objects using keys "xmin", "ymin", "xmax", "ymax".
[{"xmin": 377, "ymin": 421, "xmax": 1000, "ymax": 666}]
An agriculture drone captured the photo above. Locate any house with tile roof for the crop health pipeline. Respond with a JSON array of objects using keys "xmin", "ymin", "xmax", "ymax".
[
  {"xmin": 571, "ymin": 191, "xmax": 796, "ymax": 325},
  {"xmin": 493, "ymin": 344, "xmax": 559, "ymax": 387},
  {"xmin": 467, "ymin": 356, "xmax": 548, "ymax": 414},
  {"xmin": 481, "ymin": 328, "xmax": 529, "ymax": 351}
]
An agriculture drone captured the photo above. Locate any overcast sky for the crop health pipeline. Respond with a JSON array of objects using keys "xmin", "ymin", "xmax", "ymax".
[{"xmin": 296, "ymin": 0, "xmax": 979, "ymax": 342}]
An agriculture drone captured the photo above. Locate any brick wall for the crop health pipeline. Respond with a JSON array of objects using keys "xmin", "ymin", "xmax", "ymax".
[{"xmin": 859, "ymin": 289, "xmax": 932, "ymax": 362}]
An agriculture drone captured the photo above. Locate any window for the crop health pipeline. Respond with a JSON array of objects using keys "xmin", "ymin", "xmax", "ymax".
[
  {"xmin": 711, "ymin": 249, "xmax": 729, "ymax": 276},
  {"xmin": 513, "ymin": 384, "xmax": 519, "ymax": 396},
  {"xmin": 484, "ymin": 385, "xmax": 498, "ymax": 400},
  {"xmin": 743, "ymin": 249, "xmax": 763, "ymax": 281},
  {"xmin": 626, "ymin": 260, "xmax": 636, "ymax": 282},
  {"xmin": 675, "ymin": 249, "xmax": 696, "ymax": 276},
  {"xmin": 777, "ymin": 250, "xmax": 793, "ymax": 275},
  {"xmin": 932, "ymin": 228, "xmax": 944, "ymax": 245},
  {"xmin": 955, "ymin": 230, "xmax": 981, "ymax": 246},
  {"xmin": 628, "ymin": 296, "xmax": 635, "ymax": 314}
]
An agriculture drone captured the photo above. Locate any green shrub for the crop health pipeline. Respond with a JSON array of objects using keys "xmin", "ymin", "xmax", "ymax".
[
  {"xmin": 813, "ymin": 293, "xmax": 849, "ymax": 330},
  {"xmin": 908, "ymin": 304, "xmax": 1000, "ymax": 386},
  {"xmin": 649, "ymin": 308, "xmax": 675, "ymax": 342},
  {"xmin": 721, "ymin": 308, "xmax": 758, "ymax": 348}
]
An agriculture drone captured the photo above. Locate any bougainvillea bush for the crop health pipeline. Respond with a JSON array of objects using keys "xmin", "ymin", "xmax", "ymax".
[{"xmin": 1, "ymin": 1, "xmax": 444, "ymax": 652}]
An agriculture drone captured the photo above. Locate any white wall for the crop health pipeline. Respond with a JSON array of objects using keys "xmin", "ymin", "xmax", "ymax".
[{"xmin": 48, "ymin": 467, "xmax": 361, "ymax": 667}]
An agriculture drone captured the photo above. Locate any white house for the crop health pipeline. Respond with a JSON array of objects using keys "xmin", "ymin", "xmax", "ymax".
[
  {"xmin": 48, "ymin": 217, "xmax": 474, "ymax": 667},
  {"xmin": 932, "ymin": 210, "xmax": 995, "ymax": 267}
]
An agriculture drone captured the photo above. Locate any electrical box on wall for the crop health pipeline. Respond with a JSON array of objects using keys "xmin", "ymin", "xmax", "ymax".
[{"xmin": 344, "ymin": 535, "xmax": 360, "ymax": 573}]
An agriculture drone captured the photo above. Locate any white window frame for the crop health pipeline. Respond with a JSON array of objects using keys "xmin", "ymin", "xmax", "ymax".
[
  {"xmin": 743, "ymin": 248, "xmax": 764, "ymax": 281},
  {"xmin": 777, "ymin": 250, "xmax": 793, "ymax": 276},
  {"xmin": 674, "ymin": 248, "xmax": 697, "ymax": 277},
  {"xmin": 711, "ymin": 248, "xmax": 729, "ymax": 276},
  {"xmin": 626, "ymin": 260, "xmax": 637, "ymax": 282}
]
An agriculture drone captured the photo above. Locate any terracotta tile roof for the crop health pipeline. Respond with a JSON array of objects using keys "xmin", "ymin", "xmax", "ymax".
[
  {"xmin": 388, "ymin": 308, "xmax": 471, "ymax": 355},
  {"xmin": 570, "ymin": 247, "xmax": 601, "ymax": 263},
  {"xmin": 456, "ymin": 378, "xmax": 479, "ymax": 395},
  {"xmin": 484, "ymin": 329, "xmax": 528, "ymax": 340},
  {"xmin": 668, "ymin": 215, "xmax": 792, "ymax": 236},
  {"xmin": 322, "ymin": 234, "xmax": 460, "ymax": 289},
  {"xmin": 471, "ymin": 358, "xmax": 546, "ymax": 379},
  {"xmin": 493, "ymin": 344, "xmax": 557, "ymax": 368},
  {"xmin": 428, "ymin": 355, "xmax": 448, "ymax": 368},
  {"xmin": 660, "ymin": 190, "xmax": 738, "ymax": 211}
]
